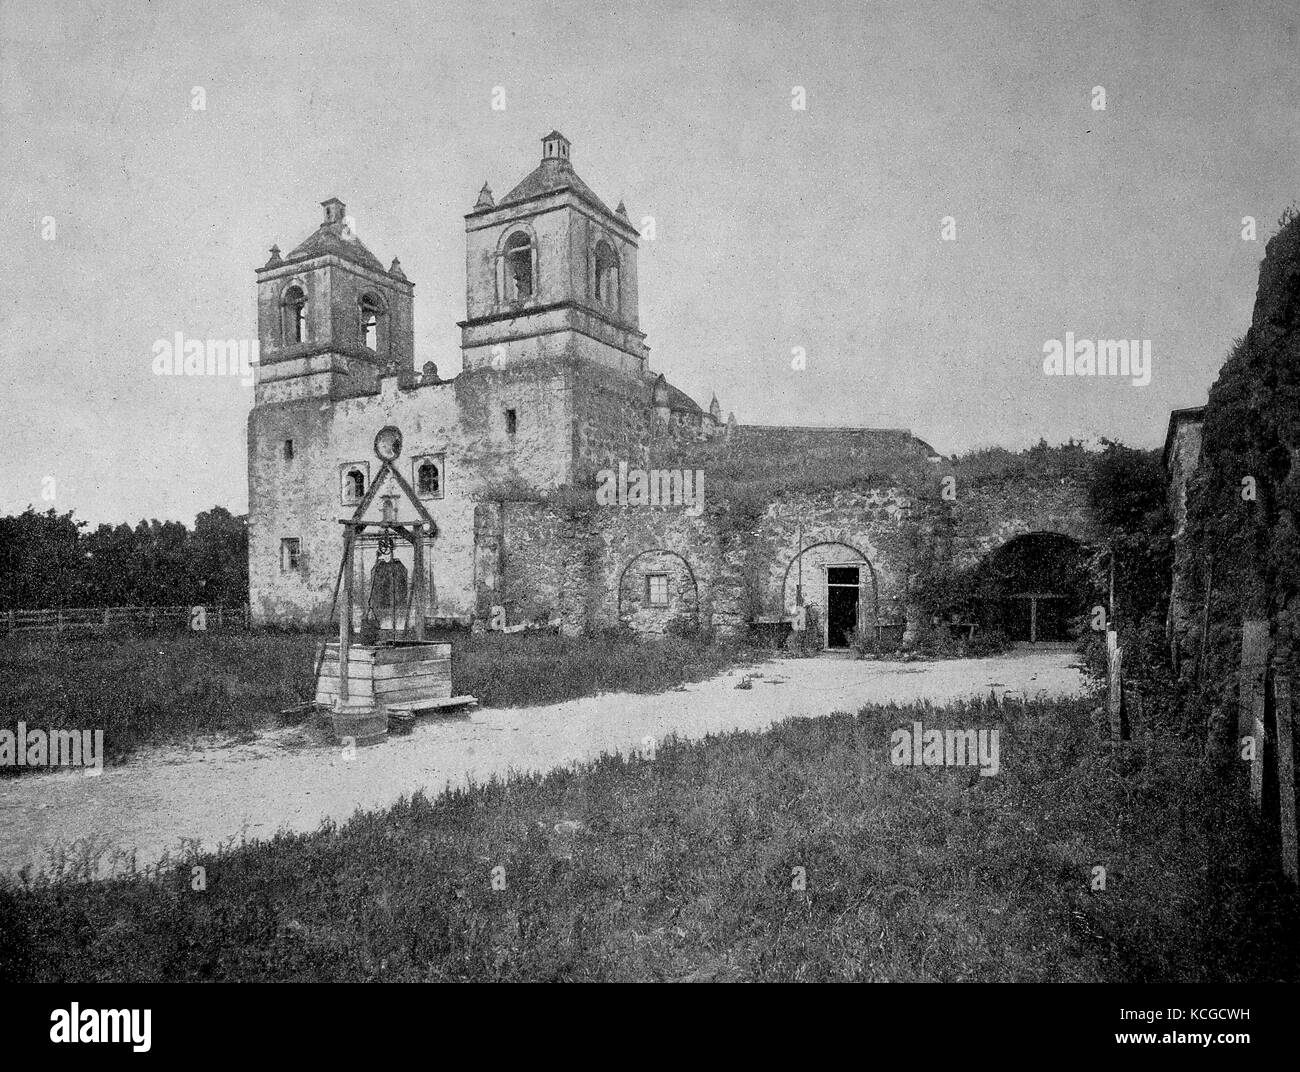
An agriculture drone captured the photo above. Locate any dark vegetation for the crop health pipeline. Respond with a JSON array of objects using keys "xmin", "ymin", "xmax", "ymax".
[
  {"xmin": 647, "ymin": 431, "xmax": 939, "ymax": 538},
  {"xmin": 0, "ymin": 633, "xmax": 318, "ymax": 770},
  {"xmin": 1181, "ymin": 209, "xmax": 1300, "ymax": 755},
  {"xmin": 4, "ymin": 694, "xmax": 1295, "ymax": 982},
  {"xmin": 921, "ymin": 441, "xmax": 1172, "ymax": 668},
  {"xmin": 0, "ymin": 506, "xmax": 248, "ymax": 610},
  {"xmin": 1075, "ymin": 442, "xmax": 1177, "ymax": 711},
  {"xmin": 950, "ymin": 438, "xmax": 1097, "ymax": 489}
]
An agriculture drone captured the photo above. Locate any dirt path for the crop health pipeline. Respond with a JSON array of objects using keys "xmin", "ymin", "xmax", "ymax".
[{"xmin": 0, "ymin": 649, "xmax": 1086, "ymax": 879}]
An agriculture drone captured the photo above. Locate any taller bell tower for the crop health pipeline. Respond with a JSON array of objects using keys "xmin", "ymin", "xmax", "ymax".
[{"xmin": 459, "ymin": 132, "xmax": 648, "ymax": 377}]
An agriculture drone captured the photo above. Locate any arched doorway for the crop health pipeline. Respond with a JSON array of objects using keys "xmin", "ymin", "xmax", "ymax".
[
  {"xmin": 779, "ymin": 541, "xmax": 880, "ymax": 650},
  {"xmin": 974, "ymin": 532, "xmax": 1094, "ymax": 642}
]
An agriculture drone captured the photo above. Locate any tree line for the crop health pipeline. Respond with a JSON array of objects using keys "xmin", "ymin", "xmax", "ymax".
[{"xmin": 0, "ymin": 506, "xmax": 248, "ymax": 610}]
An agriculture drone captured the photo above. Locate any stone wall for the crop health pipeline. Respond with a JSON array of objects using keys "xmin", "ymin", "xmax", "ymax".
[
  {"xmin": 947, "ymin": 475, "xmax": 1099, "ymax": 570},
  {"xmin": 749, "ymin": 489, "xmax": 918, "ymax": 637},
  {"xmin": 249, "ymin": 373, "xmax": 479, "ymax": 624}
]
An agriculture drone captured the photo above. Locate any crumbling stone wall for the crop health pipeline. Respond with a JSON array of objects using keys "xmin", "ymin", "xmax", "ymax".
[
  {"xmin": 571, "ymin": 361, "xmax": 654, "ymax": 470},
  {"xmin": 947, "ymin": 475, "xmax": 1100, "ymax": 570},
  {"xmin": 748, "ymin": 489, "xmax": 917, "ymax": 632},
  {"xmin": 485, "ymin": 496, "xmax": 722, "ymax": 636}
]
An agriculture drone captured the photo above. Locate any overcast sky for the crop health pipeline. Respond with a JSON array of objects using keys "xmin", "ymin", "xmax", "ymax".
[{"xmin": 2, "ymin": 0, "xmax": 1297, "ymax": 525}]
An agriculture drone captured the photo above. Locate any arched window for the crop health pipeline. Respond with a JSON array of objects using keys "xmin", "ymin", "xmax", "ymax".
[
  {"xmin": 344, "ymin": 469, "xmax": 365, "ymax": 503},
  {"xmin": 504, "ymin": 231, "xmax": 533, "ymax": 302},
  {"xmin": 417, "ymin": 460, "xmax": 440, "ymax": 496},
  {"xmin": 283, "ymin": 286, "xmax": 308, "ymax": 344},
  {"xmin": 359, "ymin": 293, "xmax": 381, "ymax": 351},
  {"xmin": 593, "ymin": 241, "xmax": 619, "ymax": 311}
]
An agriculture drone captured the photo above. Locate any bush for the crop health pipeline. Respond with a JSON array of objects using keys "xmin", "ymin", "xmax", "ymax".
[
  {"xmin": 847, "ymin": 626, "xmax": 877, "ymax": 657},
  {"xmin": 965, "ymin": 627, "xmax": 1012, "ymax": 657},
  {"xmin": 664, "ymin": 615, "xmax": 701, "ymax": 639}
]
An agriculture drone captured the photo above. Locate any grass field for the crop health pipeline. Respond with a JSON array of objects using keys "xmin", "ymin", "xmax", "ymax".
[
  {"xmin": 0, "ymin": 629, "xmax": 751, "ymax": 770},
  {"xmin": 3, "ymin": 693, "xmax": 1295, "ymax": 982}
]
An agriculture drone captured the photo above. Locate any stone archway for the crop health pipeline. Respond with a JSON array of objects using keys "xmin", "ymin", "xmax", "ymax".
[
  {"xmin": 973, "ymin": 531, "xmax": 1095, "ymax": 642},
  {"xmin": 779, "ymin": 541, "xmax": 881, "ymax": 650},
  {"xmin": 617, "ymin": 549, "xmax": 701, "ymax": 634}
]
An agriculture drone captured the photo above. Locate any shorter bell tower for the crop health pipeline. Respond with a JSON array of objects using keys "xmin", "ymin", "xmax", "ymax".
[{"xmin": 255, "ymin": 198, "xmax": 415, "ymax": 403}]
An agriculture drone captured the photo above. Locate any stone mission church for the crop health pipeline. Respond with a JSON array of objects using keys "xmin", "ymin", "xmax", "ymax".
[{"xmin": 248, "ymin": 132, "xmax": 1002, "ymax": 648}]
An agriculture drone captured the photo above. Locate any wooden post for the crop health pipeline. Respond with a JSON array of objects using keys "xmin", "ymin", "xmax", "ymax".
[
  {"xmin": 412, "ymin": 523, "xmax": 426, "ymax": 641},
  {"xmin": 1106, "ymin": 629, "xmax": 1124, "ymax": 741},
  {"xmin": 339, "ymin": 528, "xmax": 354, "ymax": 704},
  {"xmin": 1029, "ymin": 596, "xmax": 1038, "ymax": 644},
  {"xmin": 1108, "ymin": 549, "xmax": 1115, "ymax": 630},
  {"xmin": 1275, "ymin": 674, "xmax": 1298, "ymax": 884},
  {"xmin": 1240, "ymin": 620, "xmax": 1269, "ymax": 808}
]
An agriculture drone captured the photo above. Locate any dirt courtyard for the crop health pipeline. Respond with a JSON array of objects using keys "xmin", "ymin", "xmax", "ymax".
[{"xmin": 0, "ymin": 649, "xmax": 1087, "ymax": 879}]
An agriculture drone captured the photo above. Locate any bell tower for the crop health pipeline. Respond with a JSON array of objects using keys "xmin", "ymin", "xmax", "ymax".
[
  {"xmin": 254, "ymin": 198, "xmax": 415, "ymax": 403},
  {"xmin": 459, "ymin": 132, "xmax": 648, "ymax": 376}
]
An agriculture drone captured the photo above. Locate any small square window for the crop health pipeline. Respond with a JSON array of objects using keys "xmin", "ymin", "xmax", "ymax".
[
  {"xmin": 280, "ymin": 538, "xmax": 301, "ymax": 571},
  {"xmin": 646, "ymin": 573, "xmax": 669, "ymax": 607},
  {"xmin": 505, "ymin": 408, "xmax": 517, "ymax": 435},
  {"xmin": 283, "ymin": 439, "xmax": 294, "ymax": 461}
]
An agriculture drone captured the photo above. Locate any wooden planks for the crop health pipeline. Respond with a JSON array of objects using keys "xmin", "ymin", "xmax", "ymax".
[
  {"xmin": 376, "ymin": 680, "xmax": 453, "ymax": 703},
  {"xmin": 386, "ymin": 695, "xmax": 478, "ymax": 715},
  {"xmin": 1106, "ymin": 630, "xmax": 1126, "ymax": 741},
  {"xmin": 314, "ymin": 640, "xmax": 454, "ymax": 712},
  {"xmin": 371, "ymin": 659, "xmax": 452, "ymax": 680}
]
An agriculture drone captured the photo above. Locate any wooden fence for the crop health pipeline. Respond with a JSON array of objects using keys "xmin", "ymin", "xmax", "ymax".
[
  {"xmin": 1109, "ymin": 621, "xmax": 1297, "ymax": 884},
  {"xmin": 2, "ymin": 605, "xmax": 251, "ymax": 637}
]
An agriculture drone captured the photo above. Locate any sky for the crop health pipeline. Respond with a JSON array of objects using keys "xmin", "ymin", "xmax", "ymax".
[{"xmin": 2, "ymin": 0, "xmax": 1297, "ymax": 526}]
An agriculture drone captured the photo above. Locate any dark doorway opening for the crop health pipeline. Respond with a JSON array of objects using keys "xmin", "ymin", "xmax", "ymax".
[
  {"xmin": 975, "ymin": 533, "xmax": 1092, "ymax": 643},
  {"xmin": 826, "ymin": 566, "xmax": 860, "ymax": 649}
]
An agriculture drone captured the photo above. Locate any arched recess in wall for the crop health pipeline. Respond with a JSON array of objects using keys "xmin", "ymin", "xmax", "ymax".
[
  {"xmin": 779, "ymin": 541, "xmax": 881, "ymax": 646},
  {"xmin": 616, "ymin": 548, "xmax": 701, "ymax": 630},
  {"xmin": 970, "ymin": 530, "xmax": 1096, "ymax": 643}
]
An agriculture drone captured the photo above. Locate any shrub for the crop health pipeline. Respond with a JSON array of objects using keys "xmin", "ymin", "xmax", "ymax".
[{"xmin": 965, "ymin": 627, "xmax": 1012, "ymax": 657}]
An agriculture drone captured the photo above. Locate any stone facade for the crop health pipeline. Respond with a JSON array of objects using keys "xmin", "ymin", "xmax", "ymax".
[{"xmin": 247, "ymin": 132, "xmax": 1099, "ymax": 647}]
